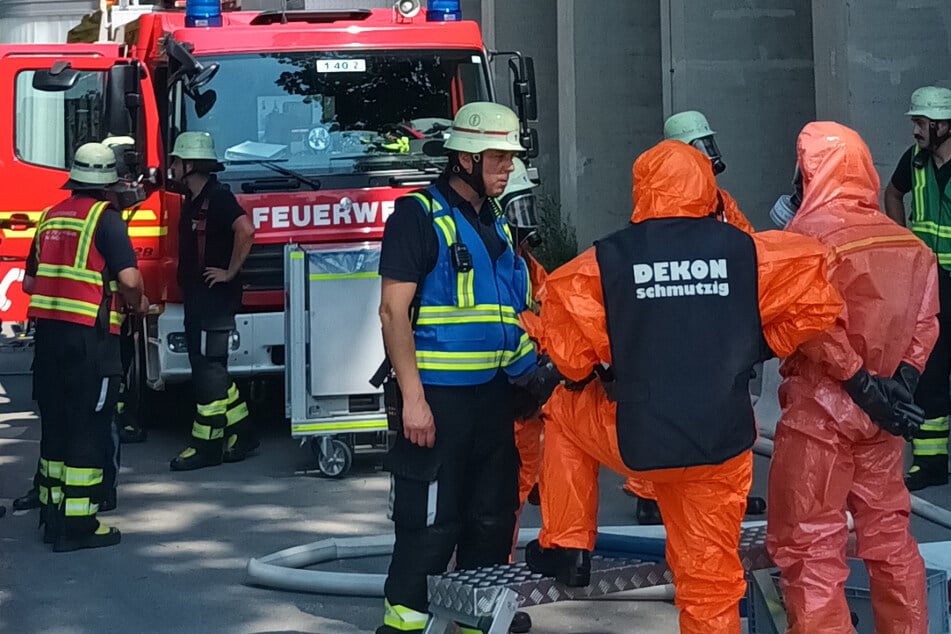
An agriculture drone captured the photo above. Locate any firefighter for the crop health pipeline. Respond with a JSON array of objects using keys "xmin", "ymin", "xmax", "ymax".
[
  {"xmin": 504, "ymin": 158, "xmax": 547, "ymax": 510},
  {"xmin": 168, "ymin": 132, "xmax": 257, "ymax": 472},
  {"xmin": 377, "ymin": 102, "xmax": 542, "ymax": 634},
  {"xmin": 622, "ymin": 109, "xmax": 757, "ymax": 525},
  {"xmin": 11, "ymin": 136, "xmax": 139, "ymax": 515},
  {"xmin": 526, "ymin": 140, "xmax": 846, "ymax": 633},
  {"xmin": 25, "ymin": 142, "xmax": 146, "ymax": 551},
  {"xmin": 882, "ymin": 86, "xmax": 951, "ymax": 491},
  {"xmin": 101, "ymin": 135, "xmax": 148, "ymax": 447},
  {"xmin": 767, "ymin": 121, "xmax": 934, "ymax": 633}
]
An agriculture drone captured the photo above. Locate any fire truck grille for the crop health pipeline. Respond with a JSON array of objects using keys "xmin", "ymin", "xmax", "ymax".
[{"xmin": 241, "ymin": 244, "xmax": 285, "ymax": 292}]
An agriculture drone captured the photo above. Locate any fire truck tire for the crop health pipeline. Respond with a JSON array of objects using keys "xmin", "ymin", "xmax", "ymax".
[{"xmin": 313, "ymin": 437, "xmax": 352, "ymax": 478}]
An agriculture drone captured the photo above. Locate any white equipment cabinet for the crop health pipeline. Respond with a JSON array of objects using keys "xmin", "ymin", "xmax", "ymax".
[{"xmin": 284, "ymin": 242, "xmax": 389, "ymax": 476}]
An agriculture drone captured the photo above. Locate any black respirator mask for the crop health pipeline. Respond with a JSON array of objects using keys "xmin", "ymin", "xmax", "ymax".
[
  {"xmin": 769, "ymin": 165, "xmax": 804, "ymax": 229},
  {"xmin": 692, "ymin": 136, "xmax": 726, "ymax": 175}
]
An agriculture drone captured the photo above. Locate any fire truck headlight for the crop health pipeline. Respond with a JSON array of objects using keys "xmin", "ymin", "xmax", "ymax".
[
  {"xmin": 427, "ymin": 0, "xmax": 461, "ymax": 21},
  {"xmin": 167, "ymin": 333, "xmax": 188, "ymax": 353}
]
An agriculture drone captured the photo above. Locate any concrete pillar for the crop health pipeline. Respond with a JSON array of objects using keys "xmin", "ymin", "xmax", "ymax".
[
  {"xmin": 558, "ymin": 0, "xmax": 663, "ymax": 249},
  {"xmin": 663, "ymin": 0, "xmax": 815, "ymax": 229},
  {"xmin": 812, "ymin": 0, "xmax": 951, "ymax": 188},
  {"xmin": 486, "ymin": 0, "xmax": 559, "ymax": 201}
]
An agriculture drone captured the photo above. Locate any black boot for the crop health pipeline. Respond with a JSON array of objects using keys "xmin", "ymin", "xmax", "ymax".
[
  {"xmin": 526, "ymin": 483, "xmax": 540, "ymax": 507},
  {"xmin": 98, "ymin": 489, "xmax": 117, "ymax": 513},
  {"xmin": 118, "ymin": 423, "xmax": 147, "ymax": 444},
  {"xmin": 13, "ymin": 487, "xmax": 40, "ymax": 511},
  {"xmin": 635, "ymin": 496, "xmax": 663, "ymax": 525},
  {"xmin": 223, "ymin": 436, "xmax": 260, "ymax": 464},
  {"xmin": 746, "ymin": 496, "xmax": 767, "ymax": 515},
  {"xmin": 510, "ymin": 610, "xmax": 532, "ymax": 633},
  {"xmin": 905, "ymin": 457, "xmax": 949, "ymax": 491},
  {"xmin": 40, "ymin": 505, "xmax": 61, "ymax": 544},
  {"xmin": 53, "ymin": 524, "xmax": 121, "ymax": 553},
  {"xmin": 525, "ymin": 539, "xmax": 590, "ymax": 587},
  {"xmin": 170, "ymin": 447, "xmax": 222, "ymax": 472}
]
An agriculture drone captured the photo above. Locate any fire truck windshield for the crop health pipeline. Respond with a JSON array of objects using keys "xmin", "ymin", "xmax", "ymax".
[{"xmin": 180, "ymin": 49, "xmax": 491, "ymax": 178}]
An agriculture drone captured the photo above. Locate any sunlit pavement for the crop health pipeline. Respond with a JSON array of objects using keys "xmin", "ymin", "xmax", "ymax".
[{"xmin": 1, "ymin": 345, "xmax": 948, "ymax": 633}]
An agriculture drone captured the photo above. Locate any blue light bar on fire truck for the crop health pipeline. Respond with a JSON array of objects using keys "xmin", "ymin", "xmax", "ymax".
[
  {"xmin": 186, "ymin": 0, "xmax": 222, "ymax": 27},
  {"xmin": 427, "ymin": 0, "xmax": 461, "ymax": 21}
]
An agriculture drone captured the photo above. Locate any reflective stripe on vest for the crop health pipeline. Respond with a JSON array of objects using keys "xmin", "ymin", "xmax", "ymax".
[
  {"xmin": 909, "ymin": 145, "xmax": 951, "ymax": 270},
  {"xmin": 408, "ymin": 185, "xmax": 535, "ymax": 386},
  {"xmin": 28, "ymin": 199, "xmax": 124, "ymax": 333}
]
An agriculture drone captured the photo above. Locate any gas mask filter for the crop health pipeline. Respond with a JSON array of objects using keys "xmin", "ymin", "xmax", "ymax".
[{"xmin": 770, "ymin": 165, "xmax": 804, "ymax": 229}]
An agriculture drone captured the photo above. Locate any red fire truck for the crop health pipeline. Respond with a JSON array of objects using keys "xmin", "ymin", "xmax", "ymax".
[{"xmin": 0, "ymin": 0, "xmax": 537, "ymax": 467}]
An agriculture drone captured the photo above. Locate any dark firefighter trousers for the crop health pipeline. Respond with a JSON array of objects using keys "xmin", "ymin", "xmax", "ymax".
[
  {"xmin": 34, "ymin": 319, "xmax": 120, "ymax": 537},
  {"xmin": 29, "ymin": 320, "xmax": 131, "ymax": 505},
  {"xmin": 183, "ymin": 298, "xmax": 250, "ymax": 457},
  {"xmin": 382, "ymin": 372, "xmax": 519, "ymax": 628},
  {"xmin": 914, "ymin": 266, "xmax": 951, "ymax": 465}
]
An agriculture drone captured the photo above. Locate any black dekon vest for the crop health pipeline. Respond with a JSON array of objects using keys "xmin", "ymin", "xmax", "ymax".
[{"xmin": 595, "ymin": 216, "xmax": 770, "ymax": 471}]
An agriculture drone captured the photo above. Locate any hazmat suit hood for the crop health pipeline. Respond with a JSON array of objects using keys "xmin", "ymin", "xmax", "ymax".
[
  {"xmin": 788, "ymin": 121, "xmax": 882, "ymax": 235},
  {"xmin": 631, "ymin": 140, "xmax": 720, "ymax": 223}
]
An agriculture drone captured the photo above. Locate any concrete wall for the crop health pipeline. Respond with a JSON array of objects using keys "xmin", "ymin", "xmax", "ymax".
[
  {"xmin": 487, "ymin": 0, "xmax": 559, "ymax": 203},
  {"xmin": 475, "ymin": 0, "xmax": 951, "ymax": 240},
  {"xmin": 664, "ymin": 0, "xmax": 816, "ymax": 229},
  {"xmin": 559, "ymin": 0, "xmax": 663, "ymax": 248},
  {"xmin": 812, "ymin": 0, "xmax": 951, "ymax": 189}
]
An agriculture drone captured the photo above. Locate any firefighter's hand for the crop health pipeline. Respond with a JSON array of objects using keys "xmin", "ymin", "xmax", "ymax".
[
  {"xmin": 402, "ymin": 394, "xmax": 435, "ymax": 448},
  {"xmin": 137, "ymin": 295, "xmax": 150, "ymax": 315},
  {"xmin": 203, "ymin": 267, "xmax": 233, "ymax": 287}
]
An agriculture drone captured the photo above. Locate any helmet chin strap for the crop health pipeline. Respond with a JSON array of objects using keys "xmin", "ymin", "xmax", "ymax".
[
  {"xmin": 452, "ymin": 154, "xmax": 487, "ymax": 198},
  {"xmin": 928, "ymin": 121, "xmax": 951, "ymax": 152}
]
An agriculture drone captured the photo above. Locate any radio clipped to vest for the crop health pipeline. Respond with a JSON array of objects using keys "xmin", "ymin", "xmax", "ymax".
[{"xmin": 449, "ymin": 242, "xmax": 473, "ymax": 273}]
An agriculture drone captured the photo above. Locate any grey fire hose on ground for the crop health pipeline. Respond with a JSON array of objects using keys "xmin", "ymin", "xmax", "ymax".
[
  {"xmin": 246, "ymin": 439, "xmax": 950, "ymax": 599},
  {"xmin": 244, "ymin": 527, "xmax": 677, "ymax": 600}
]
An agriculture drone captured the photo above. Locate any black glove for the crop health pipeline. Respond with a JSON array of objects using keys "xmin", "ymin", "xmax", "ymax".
[
  {"xmin": 842, "ymin": 368, "xmax": 924, "ymax": 439},
  {"xmin": 511, "ymin": 354, "xmax": 563, "ymax": 419},
  {"xmin": 893, "ymin": 361, "xmax": 921, "ymax": 396}
]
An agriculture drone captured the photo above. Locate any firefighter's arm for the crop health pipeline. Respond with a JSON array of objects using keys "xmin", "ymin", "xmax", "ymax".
[
  {"xmin": 379, "ymin": 277, "xmax": 434, "ymax": 447},
  {"xmin": 23, "ymin": 238, "xmax": 37, "ymax": 295},
  {"xmin": 205, "ymin": 215, "xmax": 255, "ymax": 287},
  {"xmin": 753, "ymin": 230, "xmax": 846, "ymax": 359},
  {"xmin": 883, "ymin": 182, "xmax": 907, "ymax": 227},
  {"xmin": 903, "ymin": 252, "xmax": 940, "ymax": 371},
  {"xmin": 720, "ymin": 189, "xmax": 755, "ymax": 234},
  {"xmin": 227, "ymin": 215, "xmax": 255, "ymax": 278},
  {"xmin": 116, "ymin": 266, "xmax": 145, "ymax": 313},
  {"xmin": 539, "ymin": 248, "xmax": 610, "ymax": 382}
]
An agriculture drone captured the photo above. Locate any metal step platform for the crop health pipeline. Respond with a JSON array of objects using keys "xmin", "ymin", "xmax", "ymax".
[{"xmin": 424, "ymin": 525, "xmax": 774, "ymax": 633}]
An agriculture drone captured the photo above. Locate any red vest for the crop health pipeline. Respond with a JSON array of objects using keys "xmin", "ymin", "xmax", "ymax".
[{"xmin": 28, "ymin": 197, "xmax": 123, "ymax": 334}]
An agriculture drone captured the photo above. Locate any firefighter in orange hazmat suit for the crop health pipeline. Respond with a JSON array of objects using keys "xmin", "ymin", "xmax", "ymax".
[
  {"xmin": 624, "ymin": 109, "xmax": 756, "ymax": 524},
  {"xmin": 525, "ymin": 140, "xmax": 845, "ymax": 633},
  {"xmin": 766, "ymin": 121, "xmax": 936, "ymax": 634},
  {"xmin": 504, "ymin": 158, "xmax": 547, "ymax": 507}
]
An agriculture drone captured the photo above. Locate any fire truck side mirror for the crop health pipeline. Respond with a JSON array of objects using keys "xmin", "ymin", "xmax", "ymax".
[
  {"xmin": 32, "ymin": 61, "xmax": 80, "ymax": 92},
  {"xmin": 523, "ymin": 128, "xmax": 539, "ymax": 160},
  {"xmin": 521, "ymin": 57, "xmax": 538, "ymax": 122},
  {"xmin": 106, "ymin": 63, "xmax": 141, "ymax": 138}
]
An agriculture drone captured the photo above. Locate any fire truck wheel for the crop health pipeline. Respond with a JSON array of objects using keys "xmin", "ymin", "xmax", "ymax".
[{"xmin": 313, "ymin": 437, "xmax": 352, "ymax": 478}]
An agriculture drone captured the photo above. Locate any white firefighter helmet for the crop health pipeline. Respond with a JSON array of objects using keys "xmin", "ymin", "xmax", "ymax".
[
  {"xmin": 64, "ymin": 142, "xmax": 120, "ymax": 189},
  {"xmin": 444, "ymin": 102, "xmax": 526, "ymax": 154}
]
